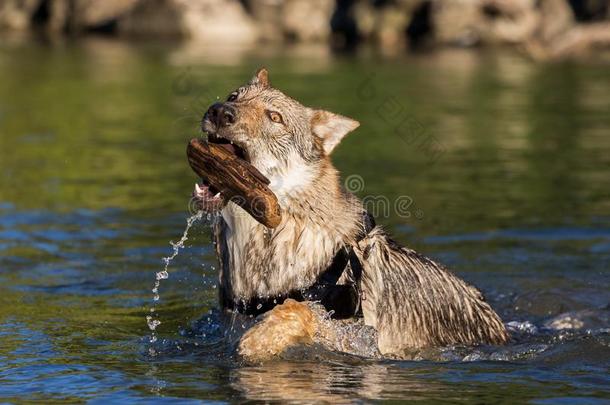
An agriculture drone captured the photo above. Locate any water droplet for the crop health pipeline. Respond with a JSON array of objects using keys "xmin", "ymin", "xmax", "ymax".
[
  {"xmin": 146, "ymin": 211, "xmax": 204, "ymax": 344},
  {"xmin": 146, "ymin": 315, "xmax": 161, "ymax": 331}
]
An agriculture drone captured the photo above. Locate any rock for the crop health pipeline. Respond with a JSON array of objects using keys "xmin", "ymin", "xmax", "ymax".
[
  {"xmin": 46, "ymin": 0, "xmax": 68, "ymax": 32},
  {"xmin": 119, "ymin": 0, "xmax": 259, "ymax": 43},
  {"xmin": 248, "ymin": 0, "xmax": 334, "ymax": 42},
  {"xmin": 73, "ymin": 0, "xmax": 142, "ymax": 28},
  {"xmin": 282, "ymin": 0, "xmax": 334, "ymax": 41},
  {"xmin": 0, "ymin": 0, "xmax": 41, "ymax": 30},
  {"xmin": 351, "ymin": 0, "xmax": 419, "ymax": 50},
  {"xmin": 536, "ymin": 0, "xmax": 575, "ymax": 43},
  {"xmin": 0, "ymin": 0, "xmax": 141, "ymax": 33},
  {"xmin": 430, "ymin": 0, "xmax": 578, "ymax": 48},
  {"xmin": 431, "ymin": 0, "xmax": 486, "ymax": 46},
  {"xmin": 177, "ymin": 0, "xmax": 259, "ymax": 43},
  {"xmin": 118, "ymin": 0, "xmax": 188, "ymax": 38},
  {"xmin": 247, "ymin": 0, "xmax": 282, "ymax": 41}
]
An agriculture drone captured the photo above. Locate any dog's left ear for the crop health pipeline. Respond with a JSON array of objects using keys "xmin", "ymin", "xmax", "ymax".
[
  {"xmin": 311, "ymin": 110, "xmax": 360, "ymax": 155},
  {"xmin": 250, "ymin": 67, "xmax": 270, "ymax": 88}
]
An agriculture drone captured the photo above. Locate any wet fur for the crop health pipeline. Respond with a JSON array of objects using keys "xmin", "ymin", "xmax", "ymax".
[
  {"xmin": 204, "ymin": 69, "xmax": 508, "ymax": 359},
  {"xmin": 355, "ymin": 228, "xmax": 508, "ymax": 353}
]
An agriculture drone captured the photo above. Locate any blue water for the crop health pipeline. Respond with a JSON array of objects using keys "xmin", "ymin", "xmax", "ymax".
[{"xmin": 0, "ymin": 39, "xmax": 609, "ymax": 402}]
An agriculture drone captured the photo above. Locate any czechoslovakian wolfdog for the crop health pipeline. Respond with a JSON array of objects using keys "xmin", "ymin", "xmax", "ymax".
[{"xmin": 194, "ymin": 68, "xmax": 508, "ymax": 361}]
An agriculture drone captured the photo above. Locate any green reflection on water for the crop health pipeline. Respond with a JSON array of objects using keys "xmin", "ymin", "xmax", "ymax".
[
  {"xmin": 2, "ymin": 40, "xmax": 609, "ymax": 233},
  {"xmin": 1, "ymin": 38, "xmax": 609, "ymax": 402}
]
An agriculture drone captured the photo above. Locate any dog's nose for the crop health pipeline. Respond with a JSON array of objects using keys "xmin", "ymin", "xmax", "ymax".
[{"xmin": 205, "ymin": 102, "xmax": 236, "ymax": 127}]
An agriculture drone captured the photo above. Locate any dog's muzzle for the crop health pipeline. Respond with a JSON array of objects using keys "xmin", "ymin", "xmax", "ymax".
[{"xmin": 204, "ymin": 102, "xmax": 236, "ymax": 130}]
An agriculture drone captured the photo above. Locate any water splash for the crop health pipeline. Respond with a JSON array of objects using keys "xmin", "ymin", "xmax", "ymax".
[{"xmin": 147, "ymin": 210, "xmax": 204, "ymax": 351}]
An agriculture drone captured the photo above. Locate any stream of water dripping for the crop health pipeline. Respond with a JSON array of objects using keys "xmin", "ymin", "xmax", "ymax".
[{"xmin": 146, "ymin": 210, "xmax": 204, "ymax": 351}]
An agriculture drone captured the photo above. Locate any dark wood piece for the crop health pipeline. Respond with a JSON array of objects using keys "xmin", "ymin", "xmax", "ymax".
[{"xmin": 187, "ymin": 138, "xmax": 282, "ymax": 228}]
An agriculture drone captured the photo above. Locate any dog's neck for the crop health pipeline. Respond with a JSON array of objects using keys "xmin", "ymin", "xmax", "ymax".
[
  {"xmin": 266, "ymin": 156, "xmax": 319, "ymax": 203},
  {"xmin": 266, "ymin": 156, "xmax": 359, "ymax": 229},
  {"xmin": 218, "ymin": 155, "xmax": 363, "ymax": 300}
]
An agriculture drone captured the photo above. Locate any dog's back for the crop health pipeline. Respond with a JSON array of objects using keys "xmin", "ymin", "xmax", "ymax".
[{"xmin": 355, "ymin": 228, "xmax": 508, "ymax": 354}]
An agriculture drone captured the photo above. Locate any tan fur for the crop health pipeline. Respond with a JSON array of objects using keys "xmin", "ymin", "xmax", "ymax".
[
  {"xmin": 199, "ymin": 68, "xmax": 509, "ymax": 361},
  {"xmin": 238, "ymin": 299, "xmax": 317, "ymax": 362}
]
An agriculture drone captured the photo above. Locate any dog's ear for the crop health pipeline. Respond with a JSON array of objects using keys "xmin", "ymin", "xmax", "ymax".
[
  {"xmin": 310, "ymin": 110, "xmax": 360, "ymax": 155},
  {"xmin": 250, "ymin": 67, "xmax": 270, "ymax": 88}
]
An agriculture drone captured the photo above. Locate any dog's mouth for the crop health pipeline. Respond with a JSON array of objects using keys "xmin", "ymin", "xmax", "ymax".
[
  {"xmin": 193, "ymin": 130, "xmax": 251, "ymax": 211},
  {"xmin": 206, "ymin": 133, "xmax": 249, "ymax": 162}
]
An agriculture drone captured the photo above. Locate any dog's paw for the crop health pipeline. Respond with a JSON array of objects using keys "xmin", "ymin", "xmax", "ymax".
[{"xmin": 237, "ymin": 299, "xmax": 318, "ymax": 362}]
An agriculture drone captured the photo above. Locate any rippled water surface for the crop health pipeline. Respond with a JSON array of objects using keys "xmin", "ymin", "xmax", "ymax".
[{"xmin": 1, "ymin": 38, "xmax": 609, "ymax": 403}]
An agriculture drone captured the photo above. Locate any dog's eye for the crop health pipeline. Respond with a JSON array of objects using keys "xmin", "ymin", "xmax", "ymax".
[
  {"xmin": 267, "ymin": 111, "xmax": 283, "ymax": 124},
  {"xmin": 227, "ymin": 92, "xmax": 238, "ymax": 102}
]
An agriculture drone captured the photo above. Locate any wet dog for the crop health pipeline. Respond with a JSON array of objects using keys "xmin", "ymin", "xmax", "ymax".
[{"xmin": 194, "ymin": 68, "xmax": 508, "ymax": 361}]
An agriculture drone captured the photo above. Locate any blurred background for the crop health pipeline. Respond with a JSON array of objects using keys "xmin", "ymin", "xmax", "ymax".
[
  {"xmin": 1, "ymin": 0, "xmax": 609, "ymax": 403},
  {"xmin": 2, "ymin": 0, "xmax": 610, "ymax": 59}
]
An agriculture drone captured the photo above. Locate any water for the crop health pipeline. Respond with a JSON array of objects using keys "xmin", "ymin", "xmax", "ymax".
[
  {"xmin": 148, "ymin": 210, "xmax": 203, "ymax": 348},
  {"xmin": 0, "ymin": 38, "xmax": 609, "ymax": 402}
]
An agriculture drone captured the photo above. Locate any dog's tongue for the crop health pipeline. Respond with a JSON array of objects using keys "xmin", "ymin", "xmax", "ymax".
[{"xmin": 219, "ymin": 143, "xmax": 237, "ymax": 155}]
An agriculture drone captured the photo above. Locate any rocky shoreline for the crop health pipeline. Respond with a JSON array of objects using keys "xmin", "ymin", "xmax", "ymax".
[{"xmin": 1, "ymin": 0, "xmax": 610, "ymax": 60}]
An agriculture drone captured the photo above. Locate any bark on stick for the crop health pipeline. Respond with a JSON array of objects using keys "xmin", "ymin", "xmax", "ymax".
[{"xmin": 187, "ymin": 138, "xmax": 282, "ymax": 228}]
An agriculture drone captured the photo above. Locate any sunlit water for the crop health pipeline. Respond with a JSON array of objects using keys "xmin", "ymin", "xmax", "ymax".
[{"xmin": 0, "ymin": 38, "xmax": 609, "ymax": 402}]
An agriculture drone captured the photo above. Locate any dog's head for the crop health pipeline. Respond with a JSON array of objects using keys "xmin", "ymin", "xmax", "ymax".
[{"xmin": 201, "ymin": 68, "xmax": 359, "ymax": 195}]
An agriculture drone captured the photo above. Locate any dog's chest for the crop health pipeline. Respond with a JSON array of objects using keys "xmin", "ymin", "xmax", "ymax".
[{"xmin": 218, "ymin": 203, "xmax": 343, "ymax": 300}]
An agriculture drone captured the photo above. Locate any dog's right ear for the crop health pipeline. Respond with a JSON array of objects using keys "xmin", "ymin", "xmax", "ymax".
[
  {"xmin": 250, "ymin": 68, "xmax": 270, "ymax": 88},
  {"xmin": 310, "ymin": 110, "xmax": 360, "ymax": 155}
]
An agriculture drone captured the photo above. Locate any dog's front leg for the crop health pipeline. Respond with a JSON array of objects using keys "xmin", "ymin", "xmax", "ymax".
[{"xmin": 237, "ymin": 299, "xmax": 318, "ymax": 362}]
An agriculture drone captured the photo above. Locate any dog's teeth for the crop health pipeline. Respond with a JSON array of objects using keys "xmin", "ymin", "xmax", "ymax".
[{"xmin": 214, "ymin": 193, "xmax": 221, "ymax": 198}]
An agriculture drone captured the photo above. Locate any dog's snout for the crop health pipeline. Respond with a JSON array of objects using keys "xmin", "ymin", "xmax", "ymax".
[
  {"xmin": 222, "ymin": 104, "xmax": 236, "ymax": 125},
  {"xmin": 205, "ymin": 102, "xmax": 236, "ymax": 127}
]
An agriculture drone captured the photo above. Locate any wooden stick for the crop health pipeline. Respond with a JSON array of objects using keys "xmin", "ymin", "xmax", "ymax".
[{"xmin": 187, "ymin": 138, "xmax": 282, "ymax": 228}]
